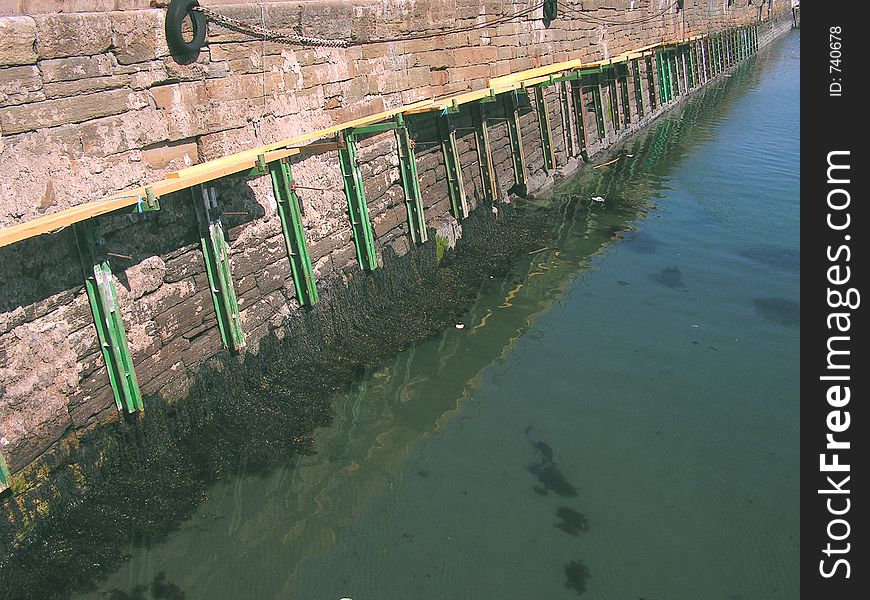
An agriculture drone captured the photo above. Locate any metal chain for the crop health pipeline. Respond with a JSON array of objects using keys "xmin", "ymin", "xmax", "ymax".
[{"xmin": 192, "ymin": 5, "xmax": 350, "ymax": 48}]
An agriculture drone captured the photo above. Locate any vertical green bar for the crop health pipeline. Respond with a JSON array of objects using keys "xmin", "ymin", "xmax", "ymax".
[
  {"xmin": 646, "ymin": 55, "xmax": 658, "ymax": 110},
  {"xmin": 502, "ymin": 93, "xmax": 528, "ymax": 195},
  {"xmin": 631, "ymin": 58, "xmax": 645, "ymax": 118},
  {"xmin": 269, "ymin": 160, "xmax": 319, "ymax": 306},
  {"xmin": 192, "ymin": 186, "xmax": 246, "ymax": 351},
  {"xmin": 438, "ymin": 112, "xmax": 470, "ymax": 218},
  {"xmin": 394, "ymin": 114, "xmax": 428, "ymax": 244},
  {"xmin": 619, "ymin": 65, "xmax": 631, "ymax": 127},
  {"xmin": 607, "ymin": 71, "xmax": 620, "ymax": 131},
  {"xmin": 472, "ymin": 101, "xmax": 500, "ymax": 203},
  {"xmin": 337, "ymin": 133, "xmax": 378, "ymax": 270},
  {"xmin": 656, "ymin": 52, "xmax": 668, "ymax": 104},
  {"xmin": 0, "ymin": 450, "xmax": 10, "ymax": 494},
  {"xmin": 558, "ymin": 81, "xmax": 576, "ymax": 158},
  {"xmin": 533, "ymin": 85, "xmax": 556, "ymax": 171},
  {"xmin": 590, "ymin": 76, "xmax": 607, "ymax": 139},
  {"xmin": 74, "ymin": 220, "xmax": 143, "ymax": 413},
  {"xmin": 570, "ymin": 79, "xmax": 589, "ymax": 152},
  {"xmin": 688, "ymin": 43, "xmax": 696, "ymax": 88}
]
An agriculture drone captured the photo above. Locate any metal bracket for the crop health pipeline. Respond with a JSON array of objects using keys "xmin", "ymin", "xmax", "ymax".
[
  {"xmin": 192, "ymin": 185, "xmax": 246, "ymax": 351},
  {"xmin": 337, "ymin": 131, "xmax": 379, "ymax": 270},
  {"xmin": 437, "ymin": 112, "xmax": 469, "ymax": 219},
  {"xmin": 471, "ymin": 101, "xmax": 499, "ymax": 204},
  {"xmin": 533, "ymin": 85, "xmax": 556, "ymax": 171},
  {"xmin": 268, "ymin": 159, "xmax": 319, "ymax": 307},
  {"xmin": 394, "ymin": 114, "xmax": 428, "ymax": 244},
  {"xmin": 501, "ymin": 93, "xmax": 528, "ymax": 196},
  {"xmin": 74, "ymin": 219, "xmax": 143, "ymax": 413},
  {"xmin": 350, "ymin": 121, "xmax": 399, "ymax": 137}
]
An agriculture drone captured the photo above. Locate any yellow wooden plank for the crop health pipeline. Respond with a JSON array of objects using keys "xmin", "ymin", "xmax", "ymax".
[{"xmin": 487, "ymin": 57, "xmax": 586, "ymax": 88}]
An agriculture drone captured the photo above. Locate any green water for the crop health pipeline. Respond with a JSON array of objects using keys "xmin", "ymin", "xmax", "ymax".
[{"xmin": 76, "ymin": 31, "xmax": 799, "ymax": 600}]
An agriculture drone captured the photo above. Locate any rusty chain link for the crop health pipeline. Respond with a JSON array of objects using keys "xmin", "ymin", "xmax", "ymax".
[{"xmin": 191, "ymin": 5, "xmax": 351, "ymax": 48}]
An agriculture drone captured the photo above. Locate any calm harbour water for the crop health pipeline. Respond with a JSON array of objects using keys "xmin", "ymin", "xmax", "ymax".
[{"xmin": 77, "ymin": 30, "xmax": 799, "ymax": 600}]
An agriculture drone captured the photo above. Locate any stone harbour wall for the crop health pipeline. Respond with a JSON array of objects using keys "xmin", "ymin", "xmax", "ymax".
[{"xmin": 0, "ymin": 0, "xmax": 794, "ymax": 501}]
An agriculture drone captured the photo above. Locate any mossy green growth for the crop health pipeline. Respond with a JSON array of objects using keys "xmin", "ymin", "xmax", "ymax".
[{"xmin": 435, "ymin": 234, "xmax": 450, "ymax": 263}]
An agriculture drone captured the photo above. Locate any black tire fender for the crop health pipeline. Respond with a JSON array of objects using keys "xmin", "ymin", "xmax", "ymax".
[
  {"xmin": 543, "ymin": 0, "xmax": 558, "ymax": 22},
  {"xmin": 165, "ymin": 0, "xmax": 208, "ymax": 59}
]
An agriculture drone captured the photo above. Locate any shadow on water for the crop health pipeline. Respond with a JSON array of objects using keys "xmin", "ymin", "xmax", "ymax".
[
  {"xmin": 752, "ymin": 297, "xmax": 800, "ymax": 326},
  {"xmin": 623, "ymin": 230, "xmax": 662, "ymax": 254},
  {"xmin": 525, "ymin": 427, "xmax": 578, "ymax": 498},
  {"xmin": 564, "ymin": 559, "xmax": 592, "ymax": 595},
  {"xmin": 650, "ymin": 265, "xmax": 684, "ymax": 288},
  {"xmin": 1, "ymin": 64, "xmax": 758, "ymax": 600},
  {"xmin": 108, "ymin": 573, "xmax": 185, "ymax": 600},
  {"xmin": 555, "ymin": 507, "xmax": 589, "ymax": 536},
  {"xmin": 740, "ymin": 244, "xmax": 800, "ymax": 274}
]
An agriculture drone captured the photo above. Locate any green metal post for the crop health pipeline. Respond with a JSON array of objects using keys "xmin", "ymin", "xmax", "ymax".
[
  {"xmin": 533, "ymin": 85, "xmax": 556, "ymax": 171},
  {"xmin": 558, "ymin": 81, "xmax": 576, "ymax": 158},
  {"xmin": 655, "ymin": 52, "xmax": 665, "ymax": 104},
  {"xmin": 394, "ymin": 114, "xmax": 428, "ymax": 244},
  {"xmin": 471, "ymin": 102, "xmax": 500, "ymax": 203},
  {"xmin": 337, "ymin": 132, "xmax": 379, "ymax": 270},
  {"xmin": 74, "ymin": 219, "xmax": 143, "ymax": 413},
  {"xmin": 590, "ymin": 76, "xmax": 607, "ymax": 139},
  {"xmin": 192, "ymin": 186, "xmax": 246, "ymax": 351},
  {"xmin": 619, "ymin": 64, "xmax": 631, "ymax": 127},
  {"xmin": 631, "ymin": 58, "xmax": 645, "ymax": 118},
  {"xmin": 606, "ymin": 69, "xmax": 620, "ymax": 131},
  {"xmin": 0, "ymin": 450, "xmax": 9, "ymax": 493},
  {"xmin": 570, "ymin": 79, "xmax": 590, "ymax": 152},
  {"xmin": 686, "ymin": 43, "xmax": 698, "ymax": 89},
  {"xmin": 268, "ymin": 159, "xmax": 319, "ymax": 306},
  {"xmin": 646, "ymin": 55, "xmax": 658, "ymax": 110},
  {"xmin": 502, "ymin": 93, "xmax": 528, "ymax": 195},
  {"xmin": 437, "ymin": 112, "xmax": 470, "ymax": 218},
  {"xmin": 669, "ymin": 48, "xmax": 679, "ymax": 98}
]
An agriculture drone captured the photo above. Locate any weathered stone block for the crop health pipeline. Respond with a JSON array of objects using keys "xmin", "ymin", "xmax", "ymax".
[
  {"xmin": 80, "ymin": 107, "xmax": 170, "ymax": 157},
  {"xmin": 0, "ymin": 65, "xmax": 42, "ymax": 106},
  {"xmin": 34, "ymin": 13, "xmax": 112, "ymax": 59},
  {"xmin": 0, "ymin": 16, "xmax": 36, "ymax": 66},
  {"xmin": 38, "ymin": 54, "xmax": 114, "ymax": 83},
  {"xmin": 42, "ymin": 74, "xmax": 131, "ymax": 100},
  {"xmin": 110, "ymin": 9, "xmax": 167, "ymax": 65},
  {"xmin": 0, "ymin": 89, "xmax": 148, "ymax": 135}
]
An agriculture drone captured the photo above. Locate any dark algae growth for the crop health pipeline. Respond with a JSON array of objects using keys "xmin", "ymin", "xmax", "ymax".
[{"xmin": 1, "ymin": 31, "xmax": 799, "ymax": 599}]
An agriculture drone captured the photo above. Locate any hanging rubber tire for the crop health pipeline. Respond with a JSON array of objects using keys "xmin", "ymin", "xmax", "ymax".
[
  {"xmin": 543, "ymin": 0, "xmax": 558, "ymax": 22},
  {"xmin": 165, "ymin": 0, "xmax": 208, "ymax": 59}
]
